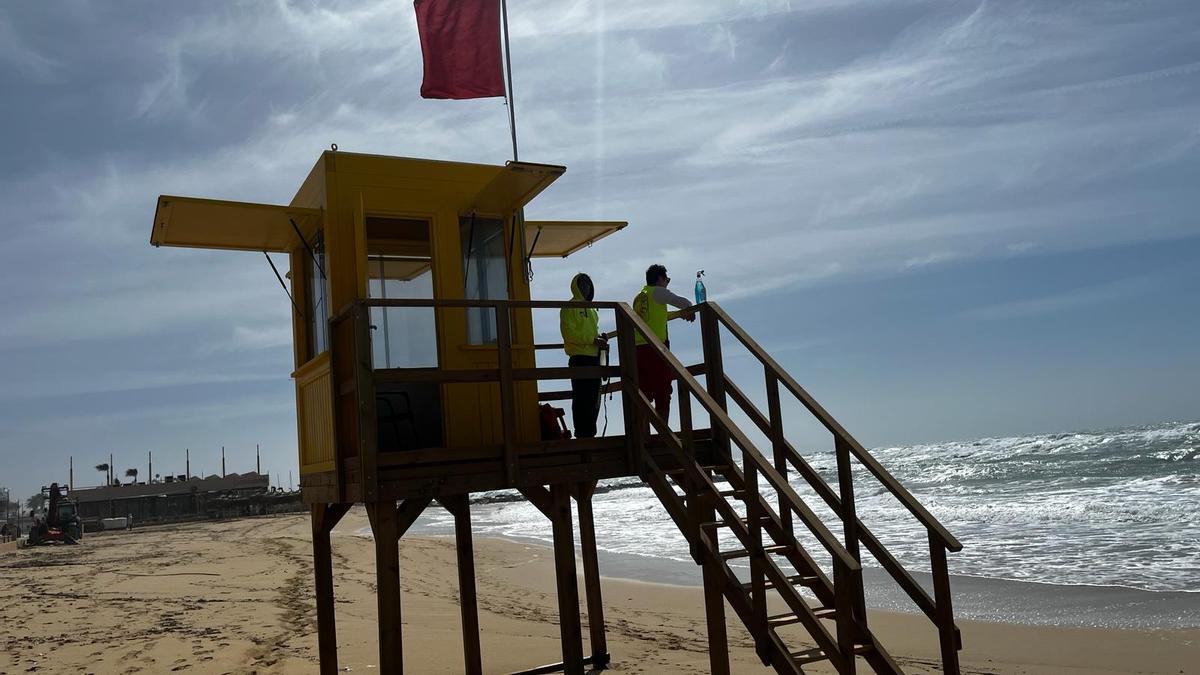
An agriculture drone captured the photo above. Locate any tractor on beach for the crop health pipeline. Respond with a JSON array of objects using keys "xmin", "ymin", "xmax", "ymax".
[{"xmin": 27, "ymin": 483, "xmax": 82, "ymax": 545}]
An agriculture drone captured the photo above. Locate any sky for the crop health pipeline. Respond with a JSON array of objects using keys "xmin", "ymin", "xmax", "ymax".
[{"xmin": 1, "ymin": 0, "xmax": 1198, "ymax": 503}]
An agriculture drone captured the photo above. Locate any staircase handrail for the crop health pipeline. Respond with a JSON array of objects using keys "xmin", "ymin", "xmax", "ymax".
[
  {"xmin": 705, "ymin": 302, "xmax": 962, "ymax": 553},
  {"xmin": 612, "ymin": 303, "xmax": 861, "ymax": 573}
]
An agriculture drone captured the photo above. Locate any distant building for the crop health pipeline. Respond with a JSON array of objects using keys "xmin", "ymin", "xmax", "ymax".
[{"xmin": 72, "ymin": 473, "xmax": 298, "ymax": 527}]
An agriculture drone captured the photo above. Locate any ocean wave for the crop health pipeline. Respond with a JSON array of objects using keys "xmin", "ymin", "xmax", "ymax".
[{"xmin": 440, "ymin": 420, "xmax": 1199, "ymax": 593}]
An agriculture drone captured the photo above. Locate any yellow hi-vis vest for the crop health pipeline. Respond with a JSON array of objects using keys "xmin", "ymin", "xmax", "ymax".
[{"xmin": 633, "ymin": 285, "xmax": 669, "ymax": 345}]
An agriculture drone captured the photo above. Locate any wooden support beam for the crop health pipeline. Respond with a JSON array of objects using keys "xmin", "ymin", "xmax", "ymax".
[
  {"xmin": 366, "ymin": 501, "xmax": 404, "ymax": 674},
  {"xmin": 550, "ymin": 484, "xmax": 585, "ymax": 674},
  {"xmin": 519, "ymin": 485, "xmax": 554, "ymax": 518},
  {"xmin": 311, "ymin": 504, "xmax": 345, "ymax": 675},
  {"xmin": 572, "ymin": 481, "xmax": 609, "ymax": 668},
  {"xmin": 438, "ymin": 495, "xmax": 483, "ymax": 675},
  {"xmin": 700, "ymin": 491, "xmax": 731, "ymax": 675},
  {"xmin": 394, "ymin": 497, "xmax": 433, "ymax": 540}
]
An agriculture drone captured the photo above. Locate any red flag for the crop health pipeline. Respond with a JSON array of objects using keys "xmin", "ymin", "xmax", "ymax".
[{"xmin": 415, "ymin": 0, "xmax": 506, "ymax": 99}]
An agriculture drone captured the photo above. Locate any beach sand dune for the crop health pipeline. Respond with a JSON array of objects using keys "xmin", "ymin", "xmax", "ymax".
[{"xmin": 1, "ymin": 511, "xmax": 1194, "ymax": 674}]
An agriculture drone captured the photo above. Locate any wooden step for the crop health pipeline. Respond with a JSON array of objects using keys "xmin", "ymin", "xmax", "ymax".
[
  {"xmin": 664, "ymin": 463, "xmax": 729, "ymax": 476},
  {"xmin": 698, "ymin": 515, "xmax": 771, "ymax": 529},
  {"xmin": 719, "ymin": 544, "xmax": 790, "ymax": 560},
  {"xmin": 738, "ymin": 573, "xmax": 820, "ymax": 592},
  {"xmin": 790, "ymin": 644, "xmax": 874, "ymax": 667},
  {"xmin": 766, "ymin": 606, "xmax": 837, "ymax": 628}
]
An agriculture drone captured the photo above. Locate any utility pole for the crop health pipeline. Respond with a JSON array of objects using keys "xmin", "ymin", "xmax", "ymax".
[
  {"xmin": 148, "ymin": 450, "xmax": 153, "ymax": 484},
  {"xmin": 109, "ymin": 453, "xmax": 114, "ymax": 486},
  {"xmin": 69, "ymin": 457, "xmax": 74, "ymax": 492},
  {"xmin": 186, "ymin": 448, "xmax": 191, "ymax": 481},
  {"xmin": 221, "ymin": 446, "xmax": 226, "ymax": 478},
  {"xmin": 256, "ymin": 443, "xmax": 261, "ymax": 475}
]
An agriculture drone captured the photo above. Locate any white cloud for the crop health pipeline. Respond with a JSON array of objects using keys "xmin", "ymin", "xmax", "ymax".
[
  {"xmin": 0, "ymin": 16, "xmax": 60, "ymax": 82},
  {"xmin": 961, "ymin": 275, "xmax": 1162, "ymax": 321}
]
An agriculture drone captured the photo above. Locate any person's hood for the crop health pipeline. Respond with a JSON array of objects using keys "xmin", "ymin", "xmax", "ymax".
[{"xmin": 570, "ymin": 273, "xmax": 586, "ymax": 301}]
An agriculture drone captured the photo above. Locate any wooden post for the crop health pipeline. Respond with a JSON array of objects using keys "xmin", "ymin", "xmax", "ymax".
[
  {"xmin": 745, "ymin": 457, "xmax": 769, "ymax": 664},
  {"xmin": 701, "ymin": 491, "xmax": 731, "ymax": 675},
  {"xmin": 551, "ymin": 484, "xmax": 585, "ymax": 674},
  {"xmin": 766, "ymin": 372, "xmax": 791, "ymax": 534},
  {"xmin": 439, "ymin": 496, "xmax": 483, "ymax": 675},
  {"xmin": 367, "ymin": 501, "xmax": 404, "ymax": 674},
  {"xmin": 929, "ymin": 537, "xmax": 961, "ymax": 675},
  {"xmin": 574, "ymin": 482, "xmax": 609, "ymax": 667},
  {"xmin": 835, "ymin": 436, "xmax": 868, "ymax": 625},
  {"xmin": 680, "ymin": 387, "xmax": 702, "ymax": 562},
  {"xmin": 615, "ymin": 308, "xmax": 643, "ymax": 475},
  {"xmin": 521, "ymin": 485, "xmax": 584, "ymax": 674},
  {"xmin": 312, "ymin": 503, "xmax": 351, "ymax": 675},
  {"xmin": 496, "ymin": 302, "xmax": 519, "ymax": 485},
  {"xmin": 699, "ymin": 306, "xmax": 730, "ymax": 460},
  {"xmin": 354, "ymin": 305, "xmax": 380, "ymax": 501}
]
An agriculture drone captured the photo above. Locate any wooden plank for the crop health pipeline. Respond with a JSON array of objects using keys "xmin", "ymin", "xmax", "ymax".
[
  {"xmin": 518, "ymin": 485, "xmax": 554, "ymax": 519},
  {"xmin": 311, "ymin": 505, "xmax": 340, "ymax": 675},
  {"xmin": 439, "ymin": 495, "xmax": 483, "ymax": 675},
  {"xmin": 701, "ymin": 493, "xmax": 731, "ymax": 675},
  {"xmin": 614, "ymin": 309, "xmax": 643, "ymax": 474},
  {"xmin": 395, "ymin": 498, "xmax": 432, "ymax": 540},
  {"xmin": 930, "ymin": 538, "xmax": 962, "ymax": 675},
  {"xmin": 511, "ymin": 366, "xmax": 619, "ymax": 381},
  {"xmin": 550, "ymin": 484, "xmax": 585, "ymax": 674},
  {"xmin": 366, "ymin": 502, "xmax": 403, "ymax": 674},
  {"xmin": 836, "ymin": 436, "xmax": 868, "ymax": 626},
  {"xmin": 354, "ymin": 305, "xmax": 380, "ymax": 501},
  {"xmin": 765, "ymin": 372, "xmax": 791, "ymax": 535},
  {"xmin": 374, "ymin": 367, "xmax": 499, "ymax": 384},
  {"xmin": 573, "ymin": 481, "xmax": 609, "ymax": 667},
  {"xmin": 496, "ymin": 306, "xmax": 519, "ymax": 485}
]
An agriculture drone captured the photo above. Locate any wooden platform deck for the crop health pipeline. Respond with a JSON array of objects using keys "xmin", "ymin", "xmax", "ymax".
[{"xmin": 300, "ymin": 431, "xmax": 716, "ymax": 503}]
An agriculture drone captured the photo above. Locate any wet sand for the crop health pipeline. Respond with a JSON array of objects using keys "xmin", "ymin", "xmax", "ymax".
[{"xmin": 0, "ymin": 510, "xmax": 1195, "ymax": 674}]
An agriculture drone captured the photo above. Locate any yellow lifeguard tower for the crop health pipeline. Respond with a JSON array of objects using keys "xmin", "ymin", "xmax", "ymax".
[{"xmin": 150, "ymin": 150, "xmax": 963, "ymax": 675}]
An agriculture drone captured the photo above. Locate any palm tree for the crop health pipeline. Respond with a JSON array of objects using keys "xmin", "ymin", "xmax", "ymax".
[
  {"xmin": 96, "ymin": 463, "xmax": 110, "ymax": 486},
  {"xmin": 124, "ymin": 468, "xmax": 138, "ymax": 485}
]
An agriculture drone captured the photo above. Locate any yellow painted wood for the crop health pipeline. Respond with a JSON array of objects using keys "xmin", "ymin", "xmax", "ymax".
[
  {"xmin": 150, "ymin": 195, "xmax": 320, "ymax": 252},
  {"xmin": 150, "ymin": 150, "xmax": 624, "ymax": 483},
  {"xmin": 295, "ymin": 352, "xmax": 334, "ymax": 474},
  {"xmin": 524, "ymin": 221, "xmax": 628, "ymax": 258}
]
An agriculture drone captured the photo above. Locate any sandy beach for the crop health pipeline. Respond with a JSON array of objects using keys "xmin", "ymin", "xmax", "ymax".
[{"xmin": 1, "ymin": 511, "xmax": 1195, "ymax": 675}]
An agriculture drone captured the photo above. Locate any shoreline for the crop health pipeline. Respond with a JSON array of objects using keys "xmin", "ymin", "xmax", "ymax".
[
  {"xmin": 402, "ymin": 518, "xmax": 1200, "ymax": 631},
  {"xmin": 1, "ymin": 511, "xmax": 1195, "ymax": 674}
]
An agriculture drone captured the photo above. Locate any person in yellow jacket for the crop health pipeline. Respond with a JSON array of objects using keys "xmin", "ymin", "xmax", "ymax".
[
  {"xmin": 561, "ymin": 273, "xmax": 606, "ymax": 438},
  {"xmin": 633, "ymin": 264, "xmax": 694, "ymax": 423}
]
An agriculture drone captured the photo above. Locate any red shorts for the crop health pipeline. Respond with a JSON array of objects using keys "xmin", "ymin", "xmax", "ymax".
[{"xmin": 636, "ymin": 344, "xmax": 673, "ymax": 398}]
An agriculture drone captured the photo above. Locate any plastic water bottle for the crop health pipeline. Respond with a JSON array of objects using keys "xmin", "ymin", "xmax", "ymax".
[{"xmin": 694, "ymin": 270, "xmax": 707, "ymax": 304}]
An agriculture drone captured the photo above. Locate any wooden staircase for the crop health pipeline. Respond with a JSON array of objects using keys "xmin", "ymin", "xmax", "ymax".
[{"xmin": 611, "ymin": 302, "xmax": 963, "ymax": 674}]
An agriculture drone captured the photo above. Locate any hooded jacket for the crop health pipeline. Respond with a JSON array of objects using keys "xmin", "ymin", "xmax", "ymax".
[{"xmin": 561, "ymin": 274, "xmax": 600, "ymax": 357}]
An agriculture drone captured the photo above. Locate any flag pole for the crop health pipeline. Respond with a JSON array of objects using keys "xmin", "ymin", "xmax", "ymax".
[
  {"xmin": 500, "ymin": 0, "xmax": 533, "ymax": 280},
  {"xmin": 501, "ymin": 0, "xmax": 518, "ymax": 162}
]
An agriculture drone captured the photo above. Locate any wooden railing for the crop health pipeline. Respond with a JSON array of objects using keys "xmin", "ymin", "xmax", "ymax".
[
  {"xmin": 328, "ymin": 298, "xmax": 628, "ymax": 498},
  {"xmin": 326, "ymin": 296, "xmax": 961, "ymax": 673},
  {"xmin": 701, "ymin": 303, "xmax": 962, "ymax": 670}
]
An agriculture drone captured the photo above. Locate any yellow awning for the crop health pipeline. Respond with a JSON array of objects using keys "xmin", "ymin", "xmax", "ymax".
[
  {"xmin": 463, "ymin": 161, "xmax": 566, "ymax": 216},
  {"xmin": 525, "ymin": 221, "xmax": 628, "ymax": 257},
  {"xmin": 150, "ymin": 196, "xmax": 322, "ymax": 253}
]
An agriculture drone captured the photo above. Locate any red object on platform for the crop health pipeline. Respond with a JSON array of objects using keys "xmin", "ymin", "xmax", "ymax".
[{"xmin": 415, "ymin": 0, "xmax": 506, "ymax": 99}]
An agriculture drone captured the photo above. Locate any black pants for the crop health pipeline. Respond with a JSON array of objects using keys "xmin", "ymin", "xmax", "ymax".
[{"xmin": 568, "ymin": 354, "xmax": 602, "ymax": 438}]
